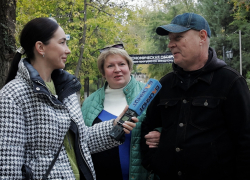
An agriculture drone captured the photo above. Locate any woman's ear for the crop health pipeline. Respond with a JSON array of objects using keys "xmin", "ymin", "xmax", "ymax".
[{"xmin": 35, "ymin": 41, "xmax": 45, "ymax": 56}]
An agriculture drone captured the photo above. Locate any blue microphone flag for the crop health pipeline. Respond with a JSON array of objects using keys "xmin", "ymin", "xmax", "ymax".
[
  {"xmin": 129, "ymin": 78, "xmax": 162, "ymax": 116},
  {"xmin": 110, "ymin": 78, "xmax": 162, "ymax": 140}
]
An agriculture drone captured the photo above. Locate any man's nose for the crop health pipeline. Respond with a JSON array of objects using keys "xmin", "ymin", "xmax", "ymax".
[{"xmin": 168, "ymin": 40, "xmax": 176, "ymax": 49}]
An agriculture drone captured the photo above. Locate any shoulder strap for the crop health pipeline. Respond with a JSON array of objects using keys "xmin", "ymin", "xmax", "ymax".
[{"xmin": 41, "ymin": 143, "xmax": 63, "ymax": 180}]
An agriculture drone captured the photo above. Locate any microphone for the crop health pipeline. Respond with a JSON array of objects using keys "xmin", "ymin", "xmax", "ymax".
[{"xmin": 110, "ymin": 78, "xmax": 162, "ymax": 141}]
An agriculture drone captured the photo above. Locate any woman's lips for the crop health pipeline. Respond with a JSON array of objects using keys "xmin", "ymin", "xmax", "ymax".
[{"xmin": 114, "ymin": 75, "xmax": 122, "ymax": 79}]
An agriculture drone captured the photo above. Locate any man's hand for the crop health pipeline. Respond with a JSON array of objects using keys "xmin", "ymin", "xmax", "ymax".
[{"xmin": 145, "ymin": 131, "xmax": 161, "ymax": 148}]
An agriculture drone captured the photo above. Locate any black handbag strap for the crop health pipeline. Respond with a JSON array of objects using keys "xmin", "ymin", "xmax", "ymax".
[{"xmin": 41, "ymin": 142, "xmax": 63, "ymax": 180}]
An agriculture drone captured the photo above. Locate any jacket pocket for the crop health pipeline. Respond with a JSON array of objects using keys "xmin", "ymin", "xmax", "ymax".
[
  {"xmin": 157, "ymin": 99, "xmax": 179, "ymax": 127},
  {"xmin": 192, "ymin": 97, "xmax": 220, "ymax": 108},
  {"xmin": 157, "ymin": 99, "xmax": 179, "ymax": 108},
  {"xmin": 190, "ymin": 97, "xmax": 222, "ymax": 130}
]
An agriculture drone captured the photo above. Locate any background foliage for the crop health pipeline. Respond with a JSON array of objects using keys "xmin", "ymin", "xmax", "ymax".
[{"xmin": 11, "ymin": 0, "xmax": 250, "ymax": 98}]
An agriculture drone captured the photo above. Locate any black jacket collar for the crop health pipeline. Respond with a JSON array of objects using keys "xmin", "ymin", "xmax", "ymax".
[
  {"xmin": 172, "ymin": 47, "xmax": 227, "ymax": 88},
  {"xmin": 22, "ymin": 59, "xmax": 81, "ymax": 103}
]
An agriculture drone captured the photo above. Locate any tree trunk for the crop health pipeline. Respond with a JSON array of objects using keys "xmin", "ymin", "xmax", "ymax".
[
  {"xmin": 84, "ymin": 77, "xmax": 89, "ymax": 100},
  {"xmin": 75, "ymin": 0, "xmax": 87, "ymax": 78},
  {"xmin": 75, "ymin": 0, "xmax": 87, "ymax": 102},
  {"xmin": 0, "ymin": 0, "xmax": 16, "ymax": 89}
]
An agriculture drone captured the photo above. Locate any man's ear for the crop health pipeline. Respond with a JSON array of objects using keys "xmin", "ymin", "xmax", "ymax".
[
  {"xmin": 35, "ymin": 41, "xmax": 45, "ymax": 56},
  {"xmin": 199, "ymin": 30, "xmax": 207, "ymax": 45}
]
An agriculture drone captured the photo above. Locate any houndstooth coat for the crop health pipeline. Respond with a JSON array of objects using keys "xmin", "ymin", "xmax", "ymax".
[{"xmin": 0, "ymin": 59, "xmax": 121, "ymax": 180}]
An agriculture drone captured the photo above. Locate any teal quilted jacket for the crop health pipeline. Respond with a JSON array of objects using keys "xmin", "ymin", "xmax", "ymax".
[{"xmin": 81, "ymin": 76, "xmax": 155, "ymax": 180}]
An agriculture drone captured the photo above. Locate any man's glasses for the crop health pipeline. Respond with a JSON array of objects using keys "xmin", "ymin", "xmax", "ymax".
[{"xmin": 99, "ymin": 44, "xmax": 124, "ymax": 53}]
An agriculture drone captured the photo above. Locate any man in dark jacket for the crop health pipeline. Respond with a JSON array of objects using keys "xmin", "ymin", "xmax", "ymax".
[{"xmin": 141, "ymin": 12, "xmax": 250, "ymax": 180}]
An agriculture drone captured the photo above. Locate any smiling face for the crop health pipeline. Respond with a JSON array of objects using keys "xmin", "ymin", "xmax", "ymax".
[
  {"xmin": 43, "ymin": 26, "xmax": 71, "ymax": 70},
  {"xmin": 103, "ymin": 54, "xmax": 131, "ymax": 89},
  {"xmin": 168, "ymin": 30, "xmax": 203, "ymax": 71}
]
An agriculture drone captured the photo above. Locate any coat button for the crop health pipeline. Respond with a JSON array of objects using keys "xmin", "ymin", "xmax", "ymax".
[
  {"xmin": 183, "ymin": 99, "xmax": 187, "ymax": 103},
  {"xmin": 179, "ymin": 123, "xmax": 184, "ymax": 127},
  {"xmin": 36, "ymin": 87, "xmax": 40, "ymax": 91},
  {"xmin": 178, "ymin": 171, "xmax": 182, "ymax": 176},
  {"xmin": 176, "ymin": 147, "xmax": 180, "ymax": 152}
]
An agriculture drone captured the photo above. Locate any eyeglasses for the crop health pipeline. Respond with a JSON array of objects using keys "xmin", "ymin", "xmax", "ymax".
[{"xmin": 99, "ymin": 44, "xmax": 124, "ymax": 53}]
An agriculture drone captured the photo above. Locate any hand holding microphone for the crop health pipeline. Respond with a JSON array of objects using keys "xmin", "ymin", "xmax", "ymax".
[
  {"xmin": 110, "ymin": 79, "xmax": 162, "ymax": 141},
  {"xmin": 114, "ymin": 105, "xmax": 138, "ymax": 134}
]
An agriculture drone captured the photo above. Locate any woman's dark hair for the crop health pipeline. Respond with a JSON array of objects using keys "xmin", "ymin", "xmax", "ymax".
[{"xmin": 5, "ymin": 18, "xmax": 59, "ymax": 85}]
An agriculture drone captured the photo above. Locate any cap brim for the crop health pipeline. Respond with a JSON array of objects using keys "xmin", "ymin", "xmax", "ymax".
[{"xmin": 156, "ymin": 24, "xmax": 191, "ymax": 36}]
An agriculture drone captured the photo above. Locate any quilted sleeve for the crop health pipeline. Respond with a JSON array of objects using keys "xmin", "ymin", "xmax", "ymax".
[{"xmin": 0, "ymin": 95, "xmax": 26, "ymax": 179}]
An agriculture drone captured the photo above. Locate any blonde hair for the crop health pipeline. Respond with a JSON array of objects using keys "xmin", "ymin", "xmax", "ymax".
[{"xmin": 97, "ymin": 48, "xmax": 133, "ymax": 76}]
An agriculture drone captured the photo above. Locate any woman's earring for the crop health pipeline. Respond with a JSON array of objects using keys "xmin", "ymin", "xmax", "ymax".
[{"xmin": 43, "ymin": 54, "xmax": 45, "ymax": 58}]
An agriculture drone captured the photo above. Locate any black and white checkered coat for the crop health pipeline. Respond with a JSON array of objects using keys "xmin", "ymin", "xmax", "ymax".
[{"xmin": 0, "ymin": 59, "xmax": 120, "ymax": 180}]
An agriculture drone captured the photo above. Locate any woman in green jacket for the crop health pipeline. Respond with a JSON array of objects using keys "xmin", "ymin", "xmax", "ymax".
[{"xmin": 81, "ymin": 44, "xmax": 160, "ymax": 180}]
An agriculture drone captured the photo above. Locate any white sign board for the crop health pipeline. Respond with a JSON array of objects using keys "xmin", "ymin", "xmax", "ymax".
[{"xmin": 130, "ymin": 53, "xmax": 174, "ymax": 64}]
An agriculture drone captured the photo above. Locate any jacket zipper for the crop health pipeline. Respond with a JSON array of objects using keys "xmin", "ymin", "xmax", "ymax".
[
  {"xmin": 36, "ymin": 80, "xmax": 93, "ymax": 178},
  {"xmin": 71, "ymin": 119, "xmax": 94, "ymax": 179},
  {"xmin": 35, "ymin": 81, "xmax": 60, "ymax": 106},
  {"xmin": 35, "ymin": 81, "xmax": 88, "ymax": 178}
]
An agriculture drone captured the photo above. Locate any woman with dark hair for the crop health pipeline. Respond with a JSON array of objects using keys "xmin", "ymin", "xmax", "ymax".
[{"xmin": 0, "ymin": 17, "xmax": 138, "ymax": 180}]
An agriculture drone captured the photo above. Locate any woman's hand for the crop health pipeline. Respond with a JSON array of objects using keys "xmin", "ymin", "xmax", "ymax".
[
  {"xmin": 122, "ymin": 117, "xmax": 138, "ymax": 134},
  {"xmin": 114, "ymin": 105, "xmax": 139, "ymax": 134},
  {"xmin": 145, "ymin": 131, "xmax": 161, "ymax": 148}
]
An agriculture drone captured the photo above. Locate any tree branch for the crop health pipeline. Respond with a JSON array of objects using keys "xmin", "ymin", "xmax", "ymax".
[{"xmin": 86, "ymin": 3, "xmax": 113, "ymax": 16}]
